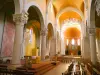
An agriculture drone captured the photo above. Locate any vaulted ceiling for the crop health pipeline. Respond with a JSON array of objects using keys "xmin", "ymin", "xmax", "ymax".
[
  {"xmin": 64, "ymin": 27, "xmax": 81, "ymax": 39},
  {"xmin": 59, "ymin": 11, "xmax": 82, "ymax": 25},
  {"xmin": 49, "ymin": 0, "xmax": 84, "ymax": 39},
  {"xmin": 52, "ymin": 0, "xmax": 84, "ymax": 15}
]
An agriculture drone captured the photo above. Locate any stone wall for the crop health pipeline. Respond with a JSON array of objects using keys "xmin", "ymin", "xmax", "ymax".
[{"xmin": 1, "ymin": 14, "xmax": 15, "ymax": 57}]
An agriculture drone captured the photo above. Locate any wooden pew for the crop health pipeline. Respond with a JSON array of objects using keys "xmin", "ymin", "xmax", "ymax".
[{"xmin": 93, "ymin": 68, "xmax": 100, "ymax": 75}]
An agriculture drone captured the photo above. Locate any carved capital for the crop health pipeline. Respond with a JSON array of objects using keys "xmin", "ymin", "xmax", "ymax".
[
  {"xmin": 13, "ymin": 12, "xmax": 28, "ymax": 25},
  {"xmin": 95, "ymin": 0, "xmax": 100, "ymax": 16},
  {"xmin": 40, "ymin": 28, "xmax": 48, "ymax": 36},
  {"xmin": 88, "ymin": 28, "xmax": 96, "ymax": 35}
]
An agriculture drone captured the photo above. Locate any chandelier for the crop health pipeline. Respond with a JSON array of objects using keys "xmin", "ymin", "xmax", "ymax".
[{"xmin": 95, "ymin": 0, "xmax": 100, "ymax": 16}]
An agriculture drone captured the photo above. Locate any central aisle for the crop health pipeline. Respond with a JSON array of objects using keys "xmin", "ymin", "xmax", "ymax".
[{"xmin": 43, "ymin": 63, "xmax": 70, "ymax": 75}]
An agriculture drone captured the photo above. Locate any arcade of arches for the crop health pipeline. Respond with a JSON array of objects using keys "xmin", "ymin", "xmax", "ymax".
[{"xmin": 0, "ymin": 0, "xmax": 100, "ymax": 74}]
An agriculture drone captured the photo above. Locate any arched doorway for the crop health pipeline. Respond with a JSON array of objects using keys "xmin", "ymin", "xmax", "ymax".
[
  {"xmin": 24, "ymin": 20, "xmax": 40, "ymax": 56},
  {"xmin": 23, "ymin": 5, "xmax": 44, "ymax": 57}
]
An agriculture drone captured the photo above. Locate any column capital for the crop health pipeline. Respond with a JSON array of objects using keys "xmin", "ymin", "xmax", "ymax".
[
  {"xmin": 40, "ymin": 28, "xmax": 48, "ymax": 36},
  {"xmin": 88, "ymin": 28, "xmax": 96, "ymax": 35},
  {"xmin": 13, "ymin": 12, "xmax": 28, "ymax": 25},
  {"xmin": 95, "ymin": 0, "xmax": 100, "ymax": 16}
]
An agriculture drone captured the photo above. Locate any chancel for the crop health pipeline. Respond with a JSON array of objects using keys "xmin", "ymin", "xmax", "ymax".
[{"xmin": 0, "ymin": 0, "xmax": 100, "ymax": 75}]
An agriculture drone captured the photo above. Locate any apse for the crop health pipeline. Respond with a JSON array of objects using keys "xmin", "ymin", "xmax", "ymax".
[{"xmin": 61, "ymin": 18, "xmax": 81, "ymax": 55}]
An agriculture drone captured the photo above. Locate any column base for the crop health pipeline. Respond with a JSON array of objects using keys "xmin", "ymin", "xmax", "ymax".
[{"xmin": 8, "ymin": 64, "xmax": 22, "ymax": 70}]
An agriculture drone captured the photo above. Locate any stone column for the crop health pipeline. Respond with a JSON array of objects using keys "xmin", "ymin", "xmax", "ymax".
[
  {"xmin": 11, "ymin": 12, "xmax": 28, "ymax": 67},
  {"xmin": 81, "ymin": 37, "xmax": 84, "ymax": 58},
  {"xmin": 56, "ymin": 36, "xmax": 61, "ymax": 54},
  {"xmin": 61, "ymin": 38, "xmax": 65, "ymax": 55},
  {"xmin": 96, "ymin": 39, "xmax": 100, "ymax": 61},
  {"xmin": 81, "ymin": 36, "xmax": 90, "ymax": 59},
  {"xmin": 50, "ymin": 37, "xmax": 56, "ymax": 57},
  {"xmin": 40, "ymin": 28, "xmax": 47, "ymax": 60},
  {"xmin": 88, "ymin": 28, "xmax": 97, "ymax": 64}
]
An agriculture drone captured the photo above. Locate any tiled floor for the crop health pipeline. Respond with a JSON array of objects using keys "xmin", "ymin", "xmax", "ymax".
[{"xmin": 43, "ymin": 63, "xmax": 70, "ymax": 75}]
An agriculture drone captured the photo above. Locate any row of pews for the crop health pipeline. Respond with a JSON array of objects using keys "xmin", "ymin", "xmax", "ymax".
[
  {"xmin": 0, "ymin": 61, "xmax": 60, "ymax": 75},
  {"xmin": 57, "ymin": 55, "xmax": 100, "ymax": 75},
  {"xmin": 62, "ymin": 61, "xmax": 87, "ymax": 75},
  {"xmin": 83, "ymin": 59, "xmax": 100, "ymax": 75}
]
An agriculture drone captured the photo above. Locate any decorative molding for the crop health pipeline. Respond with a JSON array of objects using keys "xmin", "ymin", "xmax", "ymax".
[
  {"xmin": 13, "ymin": 12, "xmax": 28, "ymax": 25},
  {"xmin": 61, "ymin": 18, "xmax": 81, "ymax": 26},
  {"xmin": 88, "ymin": 28, "xmax": 96, "ymax": 35},
  {"xmin": 40, "ymin": 28, "xmax": 48, "ymax": 36},
  {"xmin": 95, "ymin": 0, "xmax": 100, "ymax": 16}
]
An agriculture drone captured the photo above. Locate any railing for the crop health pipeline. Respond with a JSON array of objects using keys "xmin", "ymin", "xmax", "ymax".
[{"xmin": 59, "ymin": 55, "xmax": 82, "ymax": 63}]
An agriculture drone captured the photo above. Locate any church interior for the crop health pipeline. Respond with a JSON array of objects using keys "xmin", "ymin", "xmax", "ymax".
[{"xmin": 0, "ymin": 0, "xmax": 100, "ymax": 75}]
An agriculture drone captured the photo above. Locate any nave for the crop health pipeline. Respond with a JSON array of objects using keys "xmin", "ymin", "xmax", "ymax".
[
  {"xmin": 0, "ymin": 0, "xmax": 100, "ymax": 75},
  {"xmin": 0, "ymin": 55, "xmax": 100, "ymax": 75}
]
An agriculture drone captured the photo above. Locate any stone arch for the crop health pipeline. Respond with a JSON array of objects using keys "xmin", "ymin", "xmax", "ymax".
[
  {"xmin": 46, "ymin": 23, "xmax": 54, "ymax": 56},
  {"xmin": 47, "ymin": 0, "xmax": 51, "ymax": 10},
  {"xmin": 25, "ymin": 2, "xmax": 44, "ymax": 29},
  {"xmin": 90, "ymin": 0, "xmax": 95, "ymax": 28},
  {"xmin": 56, "ymin": 7, "xmax": 84, "ymax": 36},
  {"xmin": 56, "ymin": 7, "xmax": 84, "ymax": 21},
  {"xmin": 14, "ymin": 0, "xmax": 21, "ymax": 14},
  {"xmin": 47, "ymin": 23, "xmax": 54, "ymax": 39},
  {"xmin": 24, "ymin": 20, "xmax": 40, "ymax": 56}
]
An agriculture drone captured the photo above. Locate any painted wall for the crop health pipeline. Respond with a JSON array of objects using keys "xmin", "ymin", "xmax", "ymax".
[
  {"xmin": 1, "ymin": 14, "xmax": 15, "ymax": 57},
  {"xmin": 0, "ymin": 12, "xmax": 5, "ymax": 52}
]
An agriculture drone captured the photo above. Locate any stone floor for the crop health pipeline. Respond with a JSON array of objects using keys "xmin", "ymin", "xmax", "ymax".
[{"xmin": 43, "ymin": 63, "xmax": 70, "ymax": 75}]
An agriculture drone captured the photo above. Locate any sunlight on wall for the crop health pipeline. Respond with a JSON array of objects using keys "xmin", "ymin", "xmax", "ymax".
[
  {"xmin": 77, "ymin": 39, "xmax": 80, "ymax": 45},
  {"xmin": 66, "ymin": 39, "xmax": 69, "ymax": 45},
  {"xmin": 61, "ymin": 20, "xmax": 81, "ymax": 39},
  {"xmin": 25, "ymin": 28, "xmax": 36, "ymax": 56}
]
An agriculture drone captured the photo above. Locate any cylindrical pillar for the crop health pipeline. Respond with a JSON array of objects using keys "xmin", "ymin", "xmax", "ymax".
[
  {"xmin": 40, "ymin": 28, "xmax": 47, "ymax": 60},
  {"xmin": 50, "ymin": 37, "xmax": 56, "ymax": 57},
  {"xmin": 89, "ymin": 28, "xmax": 97, "ymax": 64},
  {"xmin": 12, "ymin": 13, "xmax": 28, "ymax": 67}
]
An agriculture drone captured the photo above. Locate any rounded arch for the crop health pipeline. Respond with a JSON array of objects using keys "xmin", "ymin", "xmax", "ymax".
[
  {"xmin": 56, "ymin": 7, "xmax": 84, "ymax": 21},
  {"xmin": 14, "ymin": 0, "xmax": 21, "ymax": 14},
  {"xmin": 47, "ymin": 23, "xmax": 54, "ymax": 39},
  {"xmin": 25, "ymin": 20, "xmax": 40, "ymax": 38},
  {"xmin": 90, "ymin": 0, "xmax": 95, "ymax": 28},
  {"xmin": 25, "ymin": 2, "xmax": 44, "ymax": 29},
  {"xmin": 47, "ymin": 0, "xmax": 52, "ymax": 10}
]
